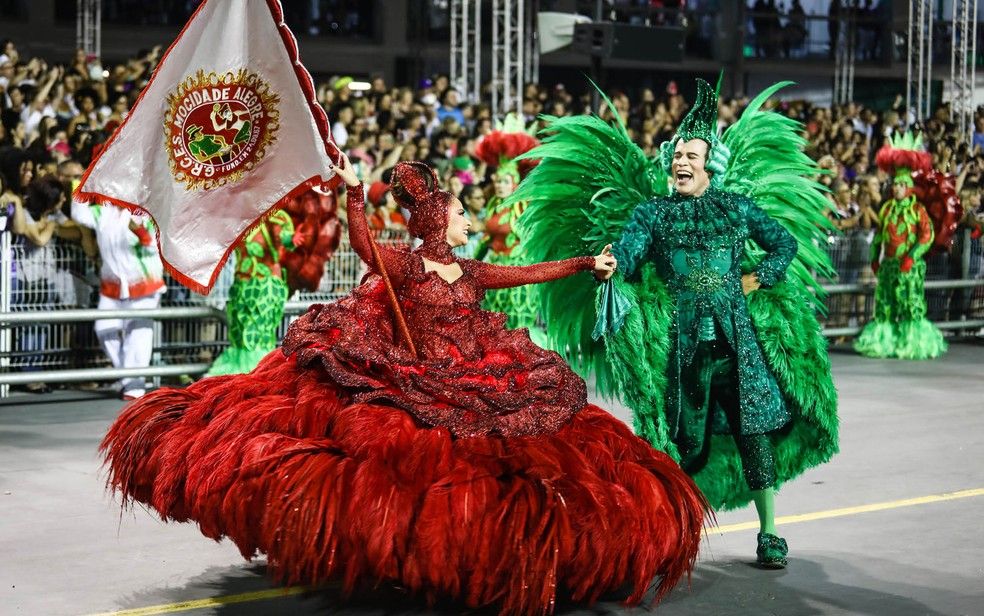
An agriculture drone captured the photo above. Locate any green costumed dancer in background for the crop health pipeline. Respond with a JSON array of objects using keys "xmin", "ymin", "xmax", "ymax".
[
  {"xmin": 510, "ymin": 79, "xmax": 839, "ymax": 568},
  {"xmin": 474, "ymin": 115, "xmax": 548, "ymax": 346},
  {"xmin": 854, "ymin": 133, "xmax": 947, "ymax": 359},
  {"xmin": 206, "ymin": 209, "xmax": 298, "ymax": 376}
]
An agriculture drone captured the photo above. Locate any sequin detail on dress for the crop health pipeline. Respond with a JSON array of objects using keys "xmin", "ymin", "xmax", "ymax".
[{"xmin": 282, "ymin": 182, "xmax": 596, "ymax": 438}]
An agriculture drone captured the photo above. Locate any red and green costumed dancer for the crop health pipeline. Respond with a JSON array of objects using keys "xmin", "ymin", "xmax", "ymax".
[
  {"xmin": 854, "ymin": 132, "xmax": 947, "ymax": 359},
  {"xmin": 207, "ymin": 188, "xmax": 339, "ymax": 376},
  {"xmin": 474, "ymin": 116, "xmax": 549, "ymax": 346},
  {"xmin": 206, "ymin": 209, "xmax": 298, "ymax": 376}
]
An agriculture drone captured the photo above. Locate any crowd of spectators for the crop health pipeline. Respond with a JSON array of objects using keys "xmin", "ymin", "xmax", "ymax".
[{"xmin": 2, "ymin": 35, "xmax": 984, "ymax": 388}]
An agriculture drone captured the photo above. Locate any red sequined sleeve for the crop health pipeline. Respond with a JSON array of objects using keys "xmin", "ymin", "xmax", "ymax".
[
  {"xmin": 462, "ymin": 256, "xmax": 595, "ymax": 290},
  {"xmin": 346, "ymin": 183, "xmax": 412, "ymax": 287}
]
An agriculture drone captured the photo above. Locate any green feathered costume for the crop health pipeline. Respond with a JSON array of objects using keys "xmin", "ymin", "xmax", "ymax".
[
  {"xmin": 510, "ymin": 80, "xmax": 839, "ymax": 511},
  {"xmin": 206, "ymin": 210, "xmax": 296, "ymax": 376},
  {"xmin": 854, "ymin": 132, "xmax": 947, "ymax": 360}
]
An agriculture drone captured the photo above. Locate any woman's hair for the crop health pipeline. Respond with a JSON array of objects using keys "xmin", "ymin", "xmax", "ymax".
[
  {"xmin": 390, "ymin": 161, "xmax": 437, "ymax": 209},
  {"xmin": 24, "ymin": 176, "xmax": 64, "ymax": 219},
  {"xmin": 0, "ymin": 146, "xmax": 28, "ymax": 191}
]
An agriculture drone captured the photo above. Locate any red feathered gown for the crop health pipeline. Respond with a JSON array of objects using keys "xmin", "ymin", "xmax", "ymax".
[{"xmin": 101, "ymin": 186, "xmax": 708, "ymax": 615}]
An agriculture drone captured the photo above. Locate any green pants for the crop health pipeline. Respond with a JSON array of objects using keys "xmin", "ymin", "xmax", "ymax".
[{"xmin": 676, "ymin": 337, "xmax": 777, "ymax": 491}]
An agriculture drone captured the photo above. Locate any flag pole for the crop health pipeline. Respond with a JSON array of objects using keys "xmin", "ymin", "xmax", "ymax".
[{"xmin": 368, "ymin": 235, "xmax": 418, "ymax": 359}]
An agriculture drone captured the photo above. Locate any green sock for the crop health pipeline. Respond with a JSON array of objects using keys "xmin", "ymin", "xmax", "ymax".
[{"xmin": 752, "ymin": 488, "xmax": 777, "ymax": 536}]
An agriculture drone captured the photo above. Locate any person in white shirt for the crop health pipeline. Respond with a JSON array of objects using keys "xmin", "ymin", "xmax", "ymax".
[{"xmin": 72, "ymin": 200, "xmax": 166, "ymax": 399}]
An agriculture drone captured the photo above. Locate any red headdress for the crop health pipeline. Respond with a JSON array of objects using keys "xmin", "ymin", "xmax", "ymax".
[
  {"xmin": 391, "ymin": 161, "xmax": 456, "ymax": 262},
  {"xmin": 475, "ymin": 115, "xmax": 540, "ymax": 181},
  {"xmin": 874, "ymin": 132, "xmax": 932, "ymax": 187}
]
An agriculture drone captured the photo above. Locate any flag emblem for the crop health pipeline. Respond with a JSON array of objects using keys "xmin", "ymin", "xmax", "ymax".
[{"xmin": 164, "ymin": 68, "xmax": 280, "ymax": 191}]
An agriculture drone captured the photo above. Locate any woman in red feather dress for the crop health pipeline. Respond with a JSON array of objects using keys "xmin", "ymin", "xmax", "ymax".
[{"xmin": 101, "ymin": 156, "xmax": 708, "ymax": 615}]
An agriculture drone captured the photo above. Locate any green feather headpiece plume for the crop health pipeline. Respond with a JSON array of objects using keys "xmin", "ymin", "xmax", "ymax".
[{"xmin": 676, "ymin": 78, "xmax": 719, "ymax": 144}]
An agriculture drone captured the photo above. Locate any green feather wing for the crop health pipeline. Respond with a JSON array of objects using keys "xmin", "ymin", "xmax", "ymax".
[
  {"xmin": 721, "ymin": 81, "xmax": 837, "ymax": 306},
  {"xmin": 509, "ymin": 92, "xmax": 666, "ymax": 390}
]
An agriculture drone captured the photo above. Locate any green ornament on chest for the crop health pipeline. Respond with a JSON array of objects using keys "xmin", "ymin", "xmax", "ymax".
[{"xmin": 684, "ymin": 267, "xmax": 726, "ymax": 294}]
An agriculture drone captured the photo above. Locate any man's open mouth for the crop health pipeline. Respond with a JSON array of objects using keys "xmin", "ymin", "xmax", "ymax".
[{"xmin": 676, "ymin": 171, "xmax": 693, "ymax": 182}]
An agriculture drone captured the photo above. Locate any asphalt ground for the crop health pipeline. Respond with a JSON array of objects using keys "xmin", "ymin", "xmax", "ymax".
[{"xmin": 2, "ymin": 342, "xmax": 982, "ymax": 616}]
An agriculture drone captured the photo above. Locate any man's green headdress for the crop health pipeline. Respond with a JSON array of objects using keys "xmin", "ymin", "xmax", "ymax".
[
  {"xmin": 659, "ymin": 75, "xmax": 730, "ymax": 188},
  {"xmin": 676, "ymin": 78, "xmax": 719, "ymax": 145}
]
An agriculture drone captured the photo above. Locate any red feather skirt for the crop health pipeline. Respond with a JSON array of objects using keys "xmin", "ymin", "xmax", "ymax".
[{"xmin": 101, "ymin": 351, "xmax": 707, "ymax": 615}]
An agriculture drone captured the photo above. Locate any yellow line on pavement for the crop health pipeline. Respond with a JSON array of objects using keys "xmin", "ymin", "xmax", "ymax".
[
  {"xmin": 84, "ymin": 586, "xmax": 309, "ymax": 616},
  {"xmin": 88, "ymin": 487, "xmax": 984, "ymax": 616},
  {"xmin": 714, "ymin": 486, "xmax": 984, "ymax": 534}
]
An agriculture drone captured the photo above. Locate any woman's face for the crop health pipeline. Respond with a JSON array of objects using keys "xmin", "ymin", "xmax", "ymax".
[
  {"xmin": 465, "ymin": 188, "xmax": 485, "ymax": 213},
  {"xmin": 19, "ymin": 160, "xmax": 34, "ymax": 188},
  {"xmin": 448, "ymin": 175, "xmax": 464, "ymax": 196},
  {"xmin": 444, "ymin": 197, "xmax": 471, "ymax": 247},
  {"xmin": 493, "ymin": 173, "xmax": 516, "ymax": 199},
  {"xmin": 865, "ymin": 176, "xmax": 881, "ymax": 199}
]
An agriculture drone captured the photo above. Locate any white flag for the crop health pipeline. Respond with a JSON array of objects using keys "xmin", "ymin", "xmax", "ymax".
[{"xmin": 76, "ymin": 0, "xmax": 338, "ymax": 293}]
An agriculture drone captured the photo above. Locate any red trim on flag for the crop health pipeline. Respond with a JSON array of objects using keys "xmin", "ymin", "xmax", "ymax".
[
  {"xmin": 74, "ymin": 0, "xmax": 342, "ymax": 295},
  {"xmin": 263, "ymin": 0, "xmax": 340, "ymax": 164},
  {"xmin": 77, "ymin": 175, "xmax": 335, "ymax": 295}
]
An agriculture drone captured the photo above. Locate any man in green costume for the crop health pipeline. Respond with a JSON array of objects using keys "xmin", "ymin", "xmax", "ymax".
[{"xmin": 511, "ymin": 79, "xmax": 840, "ymax": 569}]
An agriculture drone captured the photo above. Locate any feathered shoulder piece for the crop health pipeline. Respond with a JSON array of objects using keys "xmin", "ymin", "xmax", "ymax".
[
  {"xmin": 912, "ymin": 168, "xmax": 964, "ymax": 254},
  {"xmin": 720, "ymin": 81, "xmax": 837, "ymax": 303}
]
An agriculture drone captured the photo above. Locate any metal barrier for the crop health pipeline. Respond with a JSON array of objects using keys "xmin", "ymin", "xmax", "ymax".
[
  {"xmin": 2, "ymin": 227, "xmax": 982, "ymax": 396},
  {"xmin": 0, "ymin": 228, "xmax": 409, "ymax": 396}
]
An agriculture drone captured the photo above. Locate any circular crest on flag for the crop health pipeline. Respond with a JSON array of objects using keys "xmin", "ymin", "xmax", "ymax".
[{"xmin": 164, "ymin": 69, "xmax": 280, "ymax": 191}]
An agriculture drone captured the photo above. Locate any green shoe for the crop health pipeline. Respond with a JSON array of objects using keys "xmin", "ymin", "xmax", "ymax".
[{"xmin": 756, "ymin": 532, "xmax": 788, "ymax": 569}]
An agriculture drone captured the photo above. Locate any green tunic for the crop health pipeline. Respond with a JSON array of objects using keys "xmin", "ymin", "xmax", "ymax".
[{"xmin": 612, "ymin": 188, "xmax": 798, "ymax": 455}]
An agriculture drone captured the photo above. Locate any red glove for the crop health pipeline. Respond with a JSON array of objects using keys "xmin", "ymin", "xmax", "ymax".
[
  {"xmin": 131, "ymin": 225, "xmax": 153, "ymax": 247},
  {"xmin": 900, "ymin": 256, "xmax": 914, "ymax": 273},
  {"xmin": 871, "ymin": 260, "xmax": 880, "ymax": 275}
]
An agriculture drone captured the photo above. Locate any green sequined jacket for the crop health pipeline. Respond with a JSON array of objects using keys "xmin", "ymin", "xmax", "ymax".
[{"xmin": 612, "ymin": 187, "xmax": 797, "ymax": 438}]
